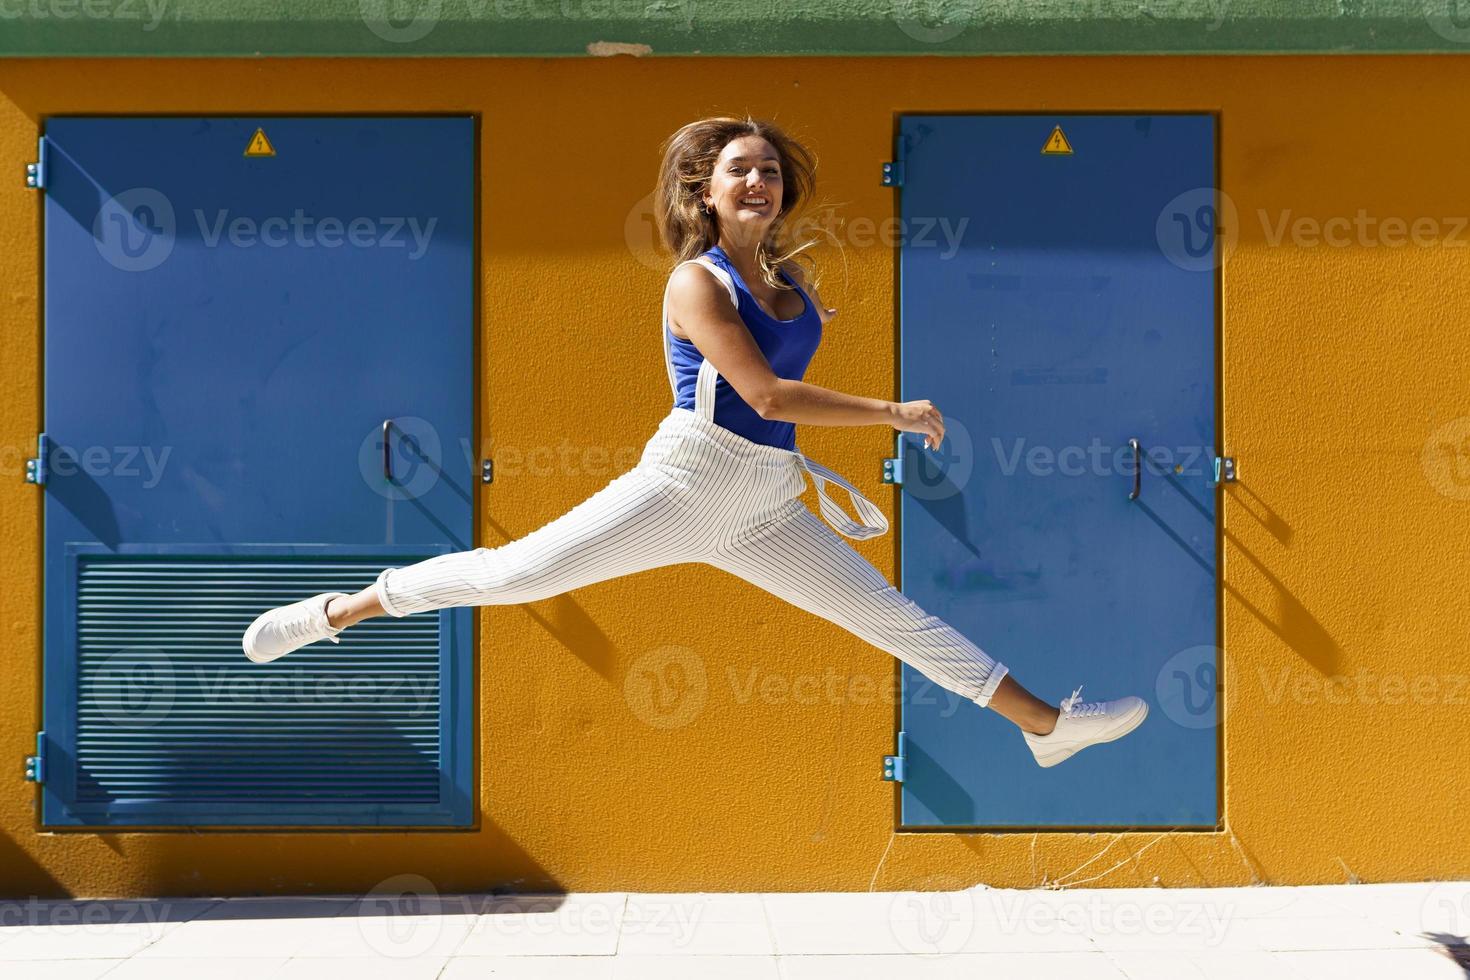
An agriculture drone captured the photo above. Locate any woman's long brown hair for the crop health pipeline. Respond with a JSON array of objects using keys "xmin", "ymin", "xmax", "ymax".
[{"xmin": 653, "ymin": 115, "xmax": 824, "ymax": 293}]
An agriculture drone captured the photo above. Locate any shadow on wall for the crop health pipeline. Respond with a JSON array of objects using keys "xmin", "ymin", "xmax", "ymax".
[
  {"xmin": 1, "ymin": 818, "xmax": 566, "ymax": 901},
  {"xmin": 1223, "ymin": 480, "xmax": 1343, "ymax": 679},
  {"xmin": 482, "ymin": 509, "xmax": 622, "ymax": 682},
  {"xmin": 0, "ymin": 829, "xmax": 65, "ymax": 898}
]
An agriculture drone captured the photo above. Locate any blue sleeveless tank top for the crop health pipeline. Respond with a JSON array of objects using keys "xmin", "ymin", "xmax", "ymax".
[{"xmin": 665, "ymin": 246, "xmax": 822, "ymax": 451}]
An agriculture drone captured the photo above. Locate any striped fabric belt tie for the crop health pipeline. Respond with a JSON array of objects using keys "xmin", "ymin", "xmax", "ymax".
[
  {"xmin": 792, "ymin": 452, "xmax": 889, "ymax": 540},
  {"xmin": 662, "ymin": 253, "xmax": 891, "ymax": 542}
]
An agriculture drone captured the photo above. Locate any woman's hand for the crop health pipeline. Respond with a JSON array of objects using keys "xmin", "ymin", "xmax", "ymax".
[{"xmin": 889, "ymin": 399, "xmax": 945, "ymax": 451}]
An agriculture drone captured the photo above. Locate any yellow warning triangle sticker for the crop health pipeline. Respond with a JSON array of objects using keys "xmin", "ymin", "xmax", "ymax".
[
  {"xmin": 1041, "ymin": 125, "xmax": 1073, "ymax": 155},
  {"xmin": 244, "ymin": 128, "xmax": 276, "ymax": 158}
]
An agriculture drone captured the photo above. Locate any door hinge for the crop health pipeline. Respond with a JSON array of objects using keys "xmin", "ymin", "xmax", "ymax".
[
  {"xmin": 24, "ymin": 432, "xmax": 48, "ymax": 486},
  {"xmin": 24, "ymin": 731, "xmax": 45, "ymax": 784},
  {"xmin": 481, "ymin": 459, "xmax": 493, "ymax": 484},
  {"xmin": 1212, "ymin": 455, "xmax": 1236, "ymax": 485},
  {"xmin": 25, "ymin": 135, "xmax": 46, "ymax": 190},
  {"xmin": 881, "ymin": 432, "xmax": 904, "ymax": 485},
  {"xmin": 882, "ymin": 730, "xmax": 906, "ymax": 782},
  {"xmin": 881, "ymin": 160, "xmax": 904, "ymax": 187}
]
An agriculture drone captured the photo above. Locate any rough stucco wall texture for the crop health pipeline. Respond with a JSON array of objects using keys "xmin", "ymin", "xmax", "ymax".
[{"xmin": 0, "ymin": 55, "xmax": 1466, "ymax": 898}]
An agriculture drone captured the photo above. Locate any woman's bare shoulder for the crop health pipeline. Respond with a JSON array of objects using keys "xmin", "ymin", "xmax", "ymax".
[{"xmin": 665, "ymin": 259, "xmax": 734, "ymax": 341}]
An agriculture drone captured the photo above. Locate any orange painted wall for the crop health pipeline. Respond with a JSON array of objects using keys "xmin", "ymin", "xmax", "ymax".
[{"xmin": 0, "ymin": 55, "xmax": 1466, "ymax": 897}]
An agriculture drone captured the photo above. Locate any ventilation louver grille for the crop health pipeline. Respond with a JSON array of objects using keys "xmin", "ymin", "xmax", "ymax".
[{"xmin": 74, "ymin": 559, "xmax": 442, "ymax": 807}]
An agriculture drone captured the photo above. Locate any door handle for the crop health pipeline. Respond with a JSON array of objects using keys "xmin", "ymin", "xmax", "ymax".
[
  {"xmin": 1128, "ymin": 437, "xmax": 1140, "ymax": 500},
  {"xmin": 382, "ymin": 419, "xmax": 394, "ymax": 484}
]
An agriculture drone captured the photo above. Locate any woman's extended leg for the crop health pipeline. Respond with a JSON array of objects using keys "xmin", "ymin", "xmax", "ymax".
[
  {"xmin": 706, "ymin": 505, "xmax": 1061, "ymax": 735},
  {"xmin": 326, "ymin": 589, "xmax": 384, "ymax": 630},
  {"xmin": 370, "ymin": 466, "xmax": 703, "ymax": 618},
  {"xmin": 244, "ymin": 464, "xmax": 702, "ymax": 662}
]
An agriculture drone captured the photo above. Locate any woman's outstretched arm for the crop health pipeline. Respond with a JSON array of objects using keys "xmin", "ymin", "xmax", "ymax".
[{"xmin": 668, "ymin": 261, "xmax": 947, "ymax": 450}]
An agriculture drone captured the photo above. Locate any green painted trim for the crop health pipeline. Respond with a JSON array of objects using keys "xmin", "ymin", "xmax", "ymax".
[{"xmin": 2, "ymin": 1, "xmax": 1470, "ymax": 57}]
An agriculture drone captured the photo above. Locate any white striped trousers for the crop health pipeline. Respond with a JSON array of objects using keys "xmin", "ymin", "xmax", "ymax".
[{"xmin": 373, "ymin": 406, "xmax": 1010, "ymax": 708}]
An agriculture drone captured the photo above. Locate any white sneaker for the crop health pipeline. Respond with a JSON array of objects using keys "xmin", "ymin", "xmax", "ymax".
[
  {"xmin": 1022, "ymin": 685, "xmax": 1148, "ymax": 768},
  {"xmin": 242, "ymin": 592, "xmax": 349, "ymax": 664}
]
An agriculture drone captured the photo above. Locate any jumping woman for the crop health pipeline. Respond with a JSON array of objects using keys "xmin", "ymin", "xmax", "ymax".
[{"xmin": 241, "ymin": 115, "xmax": 1148, "ymax": 768}]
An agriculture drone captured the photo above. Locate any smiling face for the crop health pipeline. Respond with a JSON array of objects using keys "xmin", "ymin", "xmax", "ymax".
[{"xmin": 701, "ymin": 135, "xmax": 784, "ymax": 237}]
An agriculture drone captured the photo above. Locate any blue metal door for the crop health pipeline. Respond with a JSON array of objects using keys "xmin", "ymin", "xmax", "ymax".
[
  {"xmin": 35, "ymin": 117, "xmax": 475, "ymax": 826},
  {"xmin": 894, "ymin": 114, "xmax": 1218, "ymax": 828}
]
